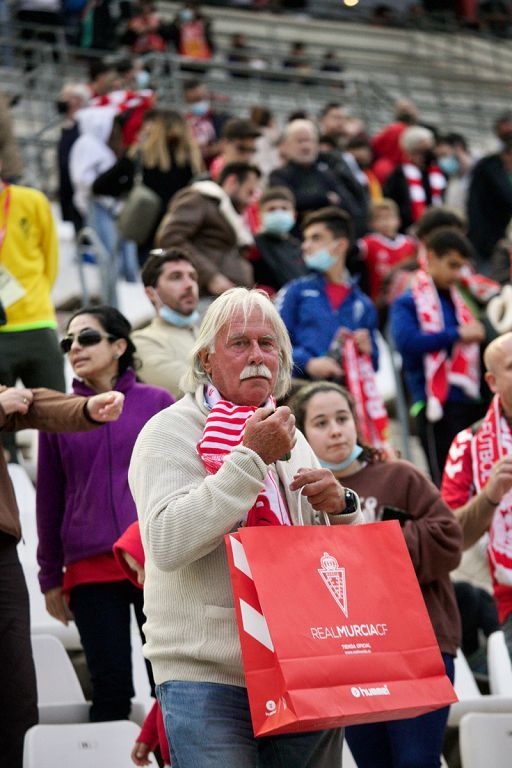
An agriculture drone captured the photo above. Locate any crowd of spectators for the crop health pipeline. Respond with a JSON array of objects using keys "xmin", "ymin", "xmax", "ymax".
[{"xmin": 3, "ymin": 3, "xmax": 512, "ymax": 767}]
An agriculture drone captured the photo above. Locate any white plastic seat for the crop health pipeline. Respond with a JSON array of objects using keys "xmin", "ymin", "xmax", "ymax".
[
  {"xmin": 487, "ymin": 630, "xmax": 512, "ymax": 696},
  {"xmin": 448, "ymin": 648, "xmax": 512, "ymax": 727},
  {"xmin": 32, "ymin": 634, "xmax": 89, "ymax": 724},
  {"xmin": 459, "ymin": 712, "xmax": 512, "ymax": 767},
  {"xmin": 23, "ymin": 720, "xmax": 140, "ymax": 768},
  {"xmin": 32, "ymin": 633, "xmax": 149, "ymax": 726}
]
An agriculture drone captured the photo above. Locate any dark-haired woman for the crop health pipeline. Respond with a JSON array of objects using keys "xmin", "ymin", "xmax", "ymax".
[
  {"xmin": 290, "ymin": 380, "xmax": 463, "ymax": 768},
  {"xmin": 36, "ymin": 305, "xmax": 173, "ymax": 722}
]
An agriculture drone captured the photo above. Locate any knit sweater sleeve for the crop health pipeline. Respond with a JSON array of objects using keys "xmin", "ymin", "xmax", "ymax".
[{"xmin": 129, "ymin": 405, "xmax": 269, "ymax": 572}]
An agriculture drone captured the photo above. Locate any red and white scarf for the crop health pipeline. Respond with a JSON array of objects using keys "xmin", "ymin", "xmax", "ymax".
[
  {"xmin": 471, "ymin": 396, "xmax": 512, "ymax": 618},
  {"xmin": 402, "ymin": 162, "xmax": 446, "ymax": 222},
  {"xmin": 411, "ymin": 269, "xmax": 480, "ymax": 422},
  {"xmin": 342, "ymin": 334, "xmax": 390, "ymax": 449},
  {"xmin": 197, "ymin": 384, "xmax": 290, "ymax": 527}
]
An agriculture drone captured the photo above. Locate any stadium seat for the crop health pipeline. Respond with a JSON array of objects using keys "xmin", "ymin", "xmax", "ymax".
[
  {"xmin": 459, "ymin": 712, "xmax": 512, "ymax": 768},
  {"xmin": 487, "ymin": 630, "xmax": 512, "ymax": 696},
  {"xmin": 448, "ymin": 648, "xmax": 512, "ymax": 727},
  {"xmin": 23, "ymin": 720, "xmax": 140, "ymax": 768},
  {"xmin": 32, "ymin": 634, "xmax": 89, "ymax": 724}
]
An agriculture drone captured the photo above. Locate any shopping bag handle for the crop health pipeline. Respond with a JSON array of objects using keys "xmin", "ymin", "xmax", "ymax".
[{"xmin": 296, "ymin": 488, "xmax": 331, "ymax": 527}]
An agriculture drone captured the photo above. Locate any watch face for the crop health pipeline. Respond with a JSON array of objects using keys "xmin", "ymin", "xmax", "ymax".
[{"xmin": 344, "ymin": 489, "xmax": 357, "ymax": 513}]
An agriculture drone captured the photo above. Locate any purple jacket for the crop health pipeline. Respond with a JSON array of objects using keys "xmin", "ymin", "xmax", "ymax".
[{"xmin": 36, "ymin": 369, "xmax": 173, "ymax": 592}]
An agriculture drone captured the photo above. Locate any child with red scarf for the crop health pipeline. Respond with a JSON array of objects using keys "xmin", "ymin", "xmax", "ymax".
[{"xmin": 390, "ymin": 227, "xmax": 486, "ymax": 485}]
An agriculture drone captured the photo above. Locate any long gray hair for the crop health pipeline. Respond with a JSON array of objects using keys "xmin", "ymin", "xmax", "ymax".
[{"xmin": 180, "ymin": 288, "xmax": 293, "ymax": 400}]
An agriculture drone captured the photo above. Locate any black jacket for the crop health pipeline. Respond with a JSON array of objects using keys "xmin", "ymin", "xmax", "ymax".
[{"xmin": 467, "ymin": 153, "xmax": 512, "ymax": 263}]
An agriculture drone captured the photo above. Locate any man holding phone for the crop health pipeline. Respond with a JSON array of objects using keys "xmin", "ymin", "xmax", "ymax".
[{"xmin": 129, "ymin": 287, "xmax": 362, "ymax": 767}]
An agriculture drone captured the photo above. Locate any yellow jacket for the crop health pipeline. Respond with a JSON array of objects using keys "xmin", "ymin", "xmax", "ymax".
[{"xmin": 0, "ymin": 184, "xmax": 58, "ymax": 331}]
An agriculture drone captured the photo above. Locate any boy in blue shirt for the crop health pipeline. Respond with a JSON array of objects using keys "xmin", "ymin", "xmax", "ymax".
[
  {"xmin": 390, "ymin": 227, "xmax": 486, "ymax": 485},
  {"xmin": 276, "ymin": 207, "xmax": 379, "ymax": 381}
]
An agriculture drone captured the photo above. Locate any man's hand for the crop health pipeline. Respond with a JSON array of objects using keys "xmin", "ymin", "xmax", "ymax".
[
  {"xmin": 459, "ymin": 320, "xmax": 486, "ymax": 344},
  {"xmin": 353, "ymin": 328, "xmax": 372, "ymax": 356},
  {"xmin": 86, "ymin": 391, "xmax": 124, "ymax": 423},
  {"xmin": 207, "ymin": 274, "xmax": 236, "ymax": 296},
  {"xmin": 289, "ymin": 468, "xmax": 346, "ymax": 515},
  {"xmin": 243, "ymin": 406, "xmax": 296, "ymax": 465},
  {"xmin": 484, "ymin": 456, "xmax": 512, "ymax": 505},
  {"xmin": 305, "ymin": 356, "xmax": 344, "ymax": 380},
  {"xmin": 131, "ymin": 741, "xmax": 153, "ymax": 766},
  {"xmin": 44, "ymin": 586, "xmax": 72, "ymax": 625},
  {"xmin": 0, "ymin": 387, "xmax": 34, "ymax": 415}
]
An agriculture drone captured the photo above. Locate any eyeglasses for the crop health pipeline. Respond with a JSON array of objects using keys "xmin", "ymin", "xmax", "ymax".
[{"xmin": 60, "ymin": 330, "xmax": 115, "ymax": 354}]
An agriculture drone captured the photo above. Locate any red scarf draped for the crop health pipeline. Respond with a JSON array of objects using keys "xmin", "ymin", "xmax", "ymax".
[
  {"xmin": 342, "ymin": 335, "xmax": 390, "ymax": 449},
  {"xmin": 471, "ymin": 395, "xmax": 512, "ymax": 621},
  {"xmin": 197, "ymin": 384, "xmax": 290, "ymax": 527},
  {"xmin": 402, "ymin": 162, "xmax": 446, "ymax": 222},
  {"xmin": 411, "ymin": 269, "xmax": 480, "ymax": 422}
]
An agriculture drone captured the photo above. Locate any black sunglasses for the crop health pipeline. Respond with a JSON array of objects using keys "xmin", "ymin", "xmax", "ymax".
[{"xmin": 60, "ymin": 329, "xmax": 115, "ymax": 354}]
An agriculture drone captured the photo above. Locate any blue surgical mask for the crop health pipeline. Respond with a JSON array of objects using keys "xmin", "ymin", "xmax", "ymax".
[
  {"xmin": 438, "ymin": 155, "xmax": 460, "ymax": 176},
  {"xmin": 160, "ymin": 304, "xmax": 200, "ymax": 328},
  {"xmin": 179, "ymin": 8, "xmax": 194, "ymax": 22},
  {"xmin": 304, "ymin": 248, "xmax": 337, "ymax": 272},
  {"xmin": 319, "ymin": 445, "xmax": 363, "ymax": 472},
  {"xmin": 190, "ymin": 99, "xmax": 210, "ymax": 117},
  {"xmin": 135, "ymin": 70, "xmax": 151, "ymax": 89},
  {"xmin": 262, "ymin": 210, "xmax": 295, "ymax": 235}
]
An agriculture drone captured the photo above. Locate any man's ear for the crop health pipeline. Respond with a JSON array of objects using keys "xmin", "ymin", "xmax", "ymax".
[
  {"xmin": 334, "ymin": 237, "xmax": 349, "ymax": 258},
  {"xmin": 198, "ymin": 348, "xmax": 212, "ymax": 375},
  {"xmin": 144, "ymin": 286, "xmax": 157, "ymax": 306},
  {"xmin": 485, "ymin": 370, "xmax": 497, "ymax": 395}
]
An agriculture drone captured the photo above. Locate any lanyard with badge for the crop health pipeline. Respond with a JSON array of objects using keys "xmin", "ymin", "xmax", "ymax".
[{"xmin": 0, "ymin": 185, "xmax": 27, "ymax": 319}]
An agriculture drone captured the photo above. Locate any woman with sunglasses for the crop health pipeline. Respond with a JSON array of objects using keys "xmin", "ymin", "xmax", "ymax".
[
  {"xmin": 35, "ymin": 305, "xmax": 173, "ymax": 722},
  {"xmin": 289, "ymin": 381, "xmax": 463, "ymax": 768}
]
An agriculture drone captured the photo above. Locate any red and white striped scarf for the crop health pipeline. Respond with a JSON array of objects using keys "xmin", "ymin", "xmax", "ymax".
[
  {"xmin": 402, "ymin": 162, "xmax": 446, "ymax": 222},
  {"xmin": 197, "ymin": 384, "xmax": 290, "ymax": 527},
  {"xmin": 411, "ymin": 269, "xmax": 480, "ymax": 422},
  {"xmin": 342, "ymin": 335, "xmax": 390, "ymax": 449},
  {"xmin": 471, "ymin": 396, "xmax": 512, "ymax": 620}
]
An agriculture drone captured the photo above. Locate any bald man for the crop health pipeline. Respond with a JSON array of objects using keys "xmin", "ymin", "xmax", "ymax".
[{"xmin": 441, "ymin": 332, "xmax": 512, "ymax": 657}]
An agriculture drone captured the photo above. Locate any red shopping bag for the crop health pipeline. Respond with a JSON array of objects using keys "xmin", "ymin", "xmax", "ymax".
[{"xmin": 225, "ymin": 521, "xmax": 457, "ymax": 737}]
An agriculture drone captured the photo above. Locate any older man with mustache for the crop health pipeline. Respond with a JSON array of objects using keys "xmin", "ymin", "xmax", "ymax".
[{"xmin": 129, "ymin": 287, "xmax": 363, "ymax": 768}]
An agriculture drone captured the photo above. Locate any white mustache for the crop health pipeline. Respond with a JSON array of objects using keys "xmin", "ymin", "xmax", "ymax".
[{"xmin": 240, "ymin": 365, "xmax": 272, "ymax": 381}]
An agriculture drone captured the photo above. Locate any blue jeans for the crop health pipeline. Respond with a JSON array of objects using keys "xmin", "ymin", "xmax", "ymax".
[
  {"xmin": 88, "ymin": 202, "xmax": 139, "ymax": 288},
  {"xmin": 345, "ymin": 654, "xmax": 455, "ymax": 768},
  {"xmin": 156, "ymin": 681, "xmax": 341, "ymax": 768}
]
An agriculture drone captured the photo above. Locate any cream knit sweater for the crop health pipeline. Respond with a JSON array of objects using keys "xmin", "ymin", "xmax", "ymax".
[{"xmin": 129, "ymin": 386, "xmax": 362, "ymax": 686}]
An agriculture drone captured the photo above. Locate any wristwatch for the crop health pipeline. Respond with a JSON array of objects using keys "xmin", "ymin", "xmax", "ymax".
[{"xmin": 343, "ymin": 488, "xmax": 359, "ymax": 515}]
